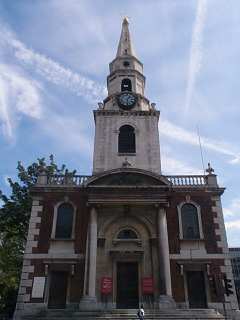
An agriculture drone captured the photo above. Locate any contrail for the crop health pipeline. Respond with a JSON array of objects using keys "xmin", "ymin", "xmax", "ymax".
[
  {"xmin": 0, "ymin": 24, "xmax": 106, "ymax": 141},
  {"xmin": 160, "ymin": 118, "xmax": 240, "ymax": 164},
  {"xmin": 185, "ymin": 0, "xmax": 207, "ymax": 113},
  {"xmin": 0, "ymin": 74, "xmax": 12, "ymax": 138},
  {"xmin": 0, "ymin": 25, "xmax": 106, "ymax": 104},
  {"xmin": 0, "ymin": 63, "xmax": 42, "ymax": 140}
]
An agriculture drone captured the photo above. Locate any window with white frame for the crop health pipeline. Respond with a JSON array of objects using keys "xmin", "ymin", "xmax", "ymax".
[
  {"xmin": 180, "ymin": 203, "xmax": 201, "ymax": 239},
  {"xmin": 55, "ymin": 203, "xmax": 74, "ymax": 239}
]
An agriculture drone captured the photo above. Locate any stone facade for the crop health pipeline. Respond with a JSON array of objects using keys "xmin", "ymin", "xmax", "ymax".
[
  {"xmin": 14, "ymin": 18, "xmax": 239, "ymax": 319},
  {"xmin": 93, "ymin": 110, "xmax": 161, "ymax": 174}
]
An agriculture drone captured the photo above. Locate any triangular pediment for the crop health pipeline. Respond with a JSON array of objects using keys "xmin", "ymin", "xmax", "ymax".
[{"xmin": 86, "ymin": 168, "xmax": 170, "ymax": 187}]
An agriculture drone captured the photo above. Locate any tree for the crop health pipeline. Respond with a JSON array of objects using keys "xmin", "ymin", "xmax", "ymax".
[{"xmin": 0, "ymin": 155, "xmax": 75, "ymax": 317}]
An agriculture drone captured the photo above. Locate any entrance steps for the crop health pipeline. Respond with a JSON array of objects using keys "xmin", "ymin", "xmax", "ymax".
[
  {"xmin": 100, "ymin": 309, "xmax": 225, "ymax": 320},
  {"xmin": 23, "ymin": 308, "xmax": 226, "ymax": 320}
]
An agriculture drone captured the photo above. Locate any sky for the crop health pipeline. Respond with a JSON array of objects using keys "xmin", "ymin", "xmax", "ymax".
[{"xmin": 0, "ymin": 0, "xmax": 239, "ymax": 246}]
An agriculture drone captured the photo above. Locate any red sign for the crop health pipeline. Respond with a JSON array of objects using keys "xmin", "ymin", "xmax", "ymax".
[
  {"xmin": 101, "ymin": 277, "xmax": 112, "ymax": 294},
  {"xmin": 142, "ymin": 277, "xmax": 154, "ymax": 294}
]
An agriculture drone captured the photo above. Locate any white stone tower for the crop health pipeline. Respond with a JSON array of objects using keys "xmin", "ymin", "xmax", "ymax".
[{"xmin": 93, "ymin": 17, "xmax": 161, "ymax": 174}]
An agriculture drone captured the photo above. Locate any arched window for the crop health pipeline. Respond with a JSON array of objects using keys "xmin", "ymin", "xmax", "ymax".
[
  {"xmin": 181, "ymin": 204, "xmax": 200, "ymax": 239},
  {"xmin": 118, "ymin": 125, "xmax": 136, "ymax": 153},
  {"xmin": 55, "ymin": 203, "xmax": 74, "ymax": 239},
  {"xmin": 121, "ymin": 78, "xmax": 132, "ymax": 92},
  {"xmin": 117, "ymin": 229, "xmax": 138, "ymax": 239}
]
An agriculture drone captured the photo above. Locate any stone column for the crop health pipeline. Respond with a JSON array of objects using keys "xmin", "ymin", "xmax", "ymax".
[
  {"xmin": 157, "ymin": 207, "xmax": 175, "ymax": 308},
  {"xmin": 79, "ymin": 207, "xmax": 98, "ymax": 310},
  {"xmin": 82, "ymin": 231, "xmax": 89, "ymax": 296},
  {"xmin": 88, "ymin": 207, "xmax": 97, "ymax": 297}
]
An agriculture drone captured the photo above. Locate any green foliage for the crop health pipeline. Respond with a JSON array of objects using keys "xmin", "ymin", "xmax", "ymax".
[{"xmin": 0, "ymin": 155, "xmax": 74, "ymax": 317}]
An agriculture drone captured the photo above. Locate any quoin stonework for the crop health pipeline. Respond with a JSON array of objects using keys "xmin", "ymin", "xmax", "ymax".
[{"xmin": 14, "ymin": 18, "xmax": 239, "ymax": 320}]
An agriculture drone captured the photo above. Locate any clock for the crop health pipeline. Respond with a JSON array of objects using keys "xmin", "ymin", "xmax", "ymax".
[{"xmin": 117, "ymin": 93, "xmax": 137, "ymax": 110}]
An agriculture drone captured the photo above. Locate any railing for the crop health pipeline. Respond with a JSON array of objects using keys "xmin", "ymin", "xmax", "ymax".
[
  {"xmin": 166, "ymin": 175, "xmax": 206, "ymax": 186},
  {"xmin": 44, "ymin": 174, "xmax": 207, "ymax": 187},
  {"xmin": 47, "ymin": 175, "xmax": 91, "ymax": 186}
]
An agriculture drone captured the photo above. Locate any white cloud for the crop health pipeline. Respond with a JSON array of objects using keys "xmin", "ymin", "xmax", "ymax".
[
  {"xmin": 42, "ymin": 112, "xmax": 93, "ymax": 158},
  {"xmin": 160, "ymin": 118, "xmax": 240, "ymax": 163},
  {"xmin": 229, "ymin": 157, "xmax": 240, "ymax": 165},
  {"xmin": 0, "ymin": 23, "xmax": 107, "ymax": 142},
  {"xmin": 0, "ymin": 64, "xmax": 42, "ymax": 140},
  {"xmin": 225, "ymin": 220, "xmax": 240, "ymax": 230},
  {"xmin": 161, "ymin": 155, "xmax": 202, "ymax": 175},
  {"xmin": 0, "ymin": 73, "xmax": 12, "ymax": 138},
  {"xmin": 0, "ymin": 25, "xmax": 106, "ymax": 104},
  {"xmin": 185, "ymin": 0, "xmax": 207, "ymax": 113},
  {"xmin": 224, "ymin": 198, "xmax": 240, "ymax": 219}
]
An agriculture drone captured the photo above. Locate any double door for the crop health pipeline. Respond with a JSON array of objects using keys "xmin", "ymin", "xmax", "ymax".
[
  {"xmin": 48, "ymin": 271, "xmax": 68, "ymax": 309},
  {"xmin": 186, "ymin": 271, "xmax": 207, "ymax": 308},
  {"xmin": 116, "ymin": 262, "xmax": 139, "ymax": 308}
]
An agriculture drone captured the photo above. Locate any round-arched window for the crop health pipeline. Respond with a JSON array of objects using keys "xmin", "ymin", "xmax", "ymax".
[
  {"xmin": 55, "ymin": 203, "xmax": 74, "ymax": 239},
  {"xmin": 181, "ymin": 204, "xmax": 200, "ymax": 239},
  {"xmin": 121, "ymin": 78, "xmax": 132, "ymax": 92},
  {"xmin": 117, "ymin": 229, "xmax": 138, "ymax": 239},
  {"xmin": 118, "ymin": 125, "xmax": 136, "ymax": 153}
]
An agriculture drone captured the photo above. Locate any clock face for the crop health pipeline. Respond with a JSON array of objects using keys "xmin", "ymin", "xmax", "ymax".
[{"xmin": 117, "ymin": 93, "xmax": 137, "ymax": 110}]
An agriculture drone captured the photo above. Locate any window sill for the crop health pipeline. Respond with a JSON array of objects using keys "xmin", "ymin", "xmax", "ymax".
[{"xmin": 118, "ymin": 153, "xmax": 136, "ymax": 156}]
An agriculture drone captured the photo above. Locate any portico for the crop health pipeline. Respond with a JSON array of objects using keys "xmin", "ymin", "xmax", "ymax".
[{"xmin": 79, "ymin": 169, "xmax": 175, "ymax": 310}]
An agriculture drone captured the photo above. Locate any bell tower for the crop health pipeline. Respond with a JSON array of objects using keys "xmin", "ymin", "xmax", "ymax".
[{"xmin": 93, "ymin": 18, "xmax": 161, "ymax": 174}]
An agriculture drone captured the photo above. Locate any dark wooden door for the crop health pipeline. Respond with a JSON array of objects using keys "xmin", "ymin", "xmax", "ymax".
[
  {"xmin": 117, "ymin": 262, "xmax": 139, "ymax": 309},
  {"xmin": 187, "ymin": 271, "xmax": 207, "ymax": 308},
  {"xmin": 48, "ymin": 271, "xmax": 68, "ymax": 309}
]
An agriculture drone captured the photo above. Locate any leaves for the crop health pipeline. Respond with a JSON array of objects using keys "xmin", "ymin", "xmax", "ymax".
[{"xmin": 0, "ymin": 155, "xmax": 74, "ymax": 317}]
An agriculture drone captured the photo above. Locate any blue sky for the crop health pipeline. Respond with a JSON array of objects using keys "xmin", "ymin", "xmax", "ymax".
[{"xmin": 0, "ymin": 0, "xmax": 239, "ymax": 246}]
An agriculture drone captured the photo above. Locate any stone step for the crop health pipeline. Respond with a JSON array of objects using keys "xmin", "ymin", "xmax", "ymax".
[{"xmin": 23, "ymin": 309, "xmax": 226, "ymax": 320}]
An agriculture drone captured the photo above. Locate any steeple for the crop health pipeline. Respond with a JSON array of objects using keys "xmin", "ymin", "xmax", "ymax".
[
  {"xmin": 93, "ymin": 19, "xmax": 161, "ymax": 175},
  {"xmin": 116, "ymin": 17, "xmax": 136, "ymax": 58},
  {"xmin": 105, "ymin": 18, "xmax": 146, "ymax": 100}
]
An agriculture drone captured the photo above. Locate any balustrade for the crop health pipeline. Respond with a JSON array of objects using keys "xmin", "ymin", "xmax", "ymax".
[
  {"xmin": 38, "ymin": 174, "xmax": 207, "ymax": 187},
  {"xmin": 166, "ymin": 175, "xmax": 206, "ymax": 186}
]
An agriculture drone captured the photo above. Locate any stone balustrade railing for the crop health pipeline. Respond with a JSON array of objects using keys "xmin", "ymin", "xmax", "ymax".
[
  {"xmin": 47, "ymin": 175, "xmax": 90, "ymax": 186},
  {"xmin": 36, "ymin": 173, "xmax": 216, "ymax": 187},
  {"xmin": 166, "ymin": 175, "xmax": 206, "ymax": 186}
]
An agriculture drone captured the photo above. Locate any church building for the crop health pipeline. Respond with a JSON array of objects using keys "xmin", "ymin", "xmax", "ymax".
[{"xmin": 14, "ymin": 18, "xmax": 239, "ymax": 319}]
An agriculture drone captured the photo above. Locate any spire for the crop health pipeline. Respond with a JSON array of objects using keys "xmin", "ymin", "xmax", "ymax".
[{"xmin": 116, "ymin": 17, "xmax": 136, "ymax": 57}]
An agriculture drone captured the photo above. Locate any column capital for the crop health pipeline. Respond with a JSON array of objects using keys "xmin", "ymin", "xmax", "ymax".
[
  {"xmin": 158, "ymin": 207, "xmax": 166, "ymax": 214},
  {"xmin": 90, "ymin": 206, "xmax": 98, "ymax": 220}
]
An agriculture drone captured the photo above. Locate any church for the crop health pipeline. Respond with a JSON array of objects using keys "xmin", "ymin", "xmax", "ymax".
[{"xmin": 14, "ymin": 18, "xmax": 239, "ymax": 319}]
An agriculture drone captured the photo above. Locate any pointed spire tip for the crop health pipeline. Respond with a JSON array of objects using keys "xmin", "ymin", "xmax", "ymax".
[
  {"xmin": 116, "ymin": 16, "xmax": 136, "ymax": 58},
  {"xmin": 123, "ymin": 16, "xmax": 129, "ymax": 24}
]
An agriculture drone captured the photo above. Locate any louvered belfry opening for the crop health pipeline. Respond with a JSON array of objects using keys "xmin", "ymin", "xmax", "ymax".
[
  {"xmin": 121, "ymin": 78, "xmax": 132, "ymax": 92},
  {"xmin": 118, "ymin": 125, "xmax": 136, "ymax": 153}
]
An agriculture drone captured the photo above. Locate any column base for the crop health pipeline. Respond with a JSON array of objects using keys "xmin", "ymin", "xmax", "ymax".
[
  {"xmin": 79, "ymin": 296, "xmax": 98, "ymax": 311},
  {"xmin": 158, "ymin": 295, "xmax": 176, "ymax": 309}
]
